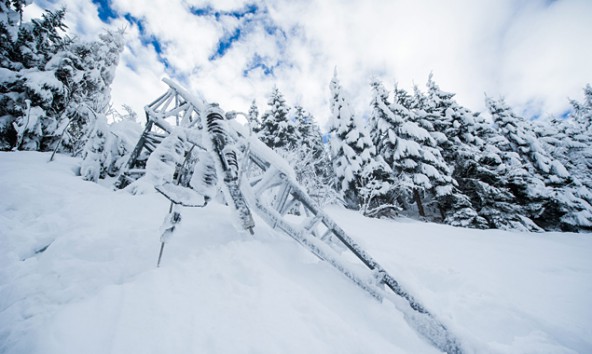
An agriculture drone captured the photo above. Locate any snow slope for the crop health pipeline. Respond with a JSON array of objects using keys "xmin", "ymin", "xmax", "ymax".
[{"xmin": 1, "ymin": 152, "xmax": 591, "ymax": 354}]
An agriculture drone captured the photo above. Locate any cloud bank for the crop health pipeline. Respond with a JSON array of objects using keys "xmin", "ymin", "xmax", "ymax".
[{"xmin": 31, "ymin": 0, "xmax": 592, "ymax": 127}]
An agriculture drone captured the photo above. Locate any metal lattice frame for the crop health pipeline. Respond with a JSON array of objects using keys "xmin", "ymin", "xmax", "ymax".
[
  {"xmin": 115, "ymin": 79, "xmax": 465, "ymax": 354},
  {"xmin": 116, "ymin": 79, "xmax": 204, "ymax": 189}
]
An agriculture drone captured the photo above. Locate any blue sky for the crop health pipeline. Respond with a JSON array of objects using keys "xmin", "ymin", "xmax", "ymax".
[
  {"xmin": 27, "ymin": 0, "xmax": 592, "ymax": 126},
  {"xmin": 90, "ymin": 0, "xmax": 273, "ymax": 73}
]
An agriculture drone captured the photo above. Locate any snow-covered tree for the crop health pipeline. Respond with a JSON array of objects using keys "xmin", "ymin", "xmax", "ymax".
[
  {"xmin": 293, "ymin": 105, "xmax": 329, "ymax": 170},
  {"xmin": 106, "ymin": 105, "xmax": 143, "ymax": 177},
  {"xmin": 0, "ymin": 4, "xmax": 69, "ymax": 150},
  {"xmin": 258, "ymin": 86, "xmax": 296, "ymax": 150},
  {"xmin": 53, "ymin": 30, "xmax": 124, "ymax": 155},
  {"xmin": 0, "ymin": 2, "xmax": 123, "ymax": 153},
  {"xmin": 490, "ymin": 98, "xmax": 569, "ymax": 185},
  {"xmin": 329, "ymin": 73, "xmax": 393, "ymax": 213},
  {"xmin": 369, "ymin": 79, "xmax": 474, "ymax": 223},
  {"xmin": 80, "ymin": 115, "xmax": 110, "ymax": 182},
  {"xmin": 421, "ymin": 75, "xmax": 456, "ymax": 147},
  {"xmin": 570, "ymin": 84, "xmax": 592, "ymax": 132},
  {"xmin": 487, "ymin": 97, "xmax": 592, "ymax": 232},
  {"xmin": 369, "ymin": 81, "xmax": 422, "ymax": 214},
  {"xmin": 247, "ymin": 99, "xmax": 261, "ymax": 132},
  {"xmin": 416, "ymin": 77, "xmax": 488, "ymax": 227},
  {"xmin": 458, "ymin": 114, "xmax": 543, "ymax": 231},
  {"xmin": 535, "ymin": 85, "xmax": 592, "ymax": 196},
  {"xmin": 397, "ymin": 77, "xmax": 539, "ymax": 230},
  {"xmin": 291, "ymin": 105, "xmax": 336, "ymax": 205},
  {"xmin": 80, "ymin": 105, "xmax": 142, "ymax": 183},
  {"xmin": 568, "ymin": 87, "xmax": 592, "ymax": 199}
]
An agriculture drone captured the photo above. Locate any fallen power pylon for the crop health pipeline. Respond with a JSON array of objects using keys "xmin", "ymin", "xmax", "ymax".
[{"xmin": 116, "ymin": 78, "xmax": 465, "ymax": 354}]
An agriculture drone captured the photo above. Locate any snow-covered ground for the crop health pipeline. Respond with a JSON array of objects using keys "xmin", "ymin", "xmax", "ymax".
[{"xmin": 1, "ymin": 151, "xmax": 591, "ymax": 354}]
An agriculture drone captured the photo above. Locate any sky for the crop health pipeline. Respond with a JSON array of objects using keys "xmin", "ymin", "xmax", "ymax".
[{"xmin": 25, "ymin": 0, "xmax": 592, "ymax": 128}]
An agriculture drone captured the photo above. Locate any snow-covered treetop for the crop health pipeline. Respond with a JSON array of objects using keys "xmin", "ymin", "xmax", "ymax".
[
  {"xmin": 486, "ymin": 96, "xmax": 570, "ymax": 182},
  {"xmin": 426, "ymin": 73, "xmax": 455, "ymax": 109},
  {"xmin": 248, "ymin": 99, "xmax": 260, "ymax": 127},
  {"xmin": 329, "ymin": 71, "xmax": 355, "ymax": 135},
  {"xmin": 258, "ymin": 86, "xmax": 297, "ymax": 150}
]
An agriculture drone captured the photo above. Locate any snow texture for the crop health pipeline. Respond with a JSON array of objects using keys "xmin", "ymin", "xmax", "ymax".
[{"xmin": 1, "ymin": 151, "xmax": 591, "ymax": 354}]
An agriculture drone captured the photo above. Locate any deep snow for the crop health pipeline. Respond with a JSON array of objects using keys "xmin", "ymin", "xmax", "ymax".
[{"xmin": 1, "ymin": 152, "xmax": 591, "ymax": 354}]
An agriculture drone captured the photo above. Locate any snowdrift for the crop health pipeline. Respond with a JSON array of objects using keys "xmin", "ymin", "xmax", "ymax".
[{"xmin": 1, "ymin": 152, "xmax": 591, "ymax": 354}]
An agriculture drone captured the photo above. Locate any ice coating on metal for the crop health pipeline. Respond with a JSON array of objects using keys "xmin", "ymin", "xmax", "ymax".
[{"xmin": 116, "ymin": 78, "xmax": 464, "ymax": 354}]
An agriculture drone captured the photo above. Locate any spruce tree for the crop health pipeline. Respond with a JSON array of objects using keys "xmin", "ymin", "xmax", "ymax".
[
  {"xmin": 247, "ymin": 99, "xmax": 260, "ymax": 132},
  {"xmin": 258, "ymin": 86, "xmax": 296, "ymax": 150},
  {"xmin": 329, "ymin": 73, "xmax": 393, "ymax": 213},
  {"xmin": 487, "ymin": 97, "xmax": 592, "ymax": 232},
  {"xmin": 80, "ymin": 115, "xmax": 110, "ymax": 182},
  {"xmin": 406, "ymin": 78, "xmax": 540, "ymax": 230},
  {"xmin": 0, "ymin": 4, "xmax": 69, "ymax": 150},
  {"xmin": 0, "ymin": 2, "xmax": 123, "ymax": 153},
  {"xmin": 571, "ymin": 84, "xmax": 592, "ymax": 132},
  {"xmin": 369, "ymin": 79, "xmax": 477, "ymax": 224},
  {"xmin": 532, "ymin": 113, "xmax": 592, "ymax": 220},
  {"xmin": 571, "ymin": 86, "xmax": 592, "ymax": 208},
  {"xmin": 459, "ymin": 113, "xmax": 542, "ymax": 231},
  {"xmin": 420, "ymin": 76, "xmax": 488, "ymax": 227},
  {"xmin": 106, "ymin": 105, "xmax": 143, "ymax": 177},
  {"xmin": 291, "ymin": 105, "xmax": 336, "ymax": 205},
  {"xmin": 53, "ymin": 30, "xmax": 124, "ymax": 154},
  {"xmin": 539, "ymin": 89, "xmax": 592, "ymax": 220},
  {"xmin": 422, "ymin": 74, "xmax": 455, "ymax": 147},
  {"xmin": 369, "ymin": 80, "xmax": 428, "ymax": 215}
]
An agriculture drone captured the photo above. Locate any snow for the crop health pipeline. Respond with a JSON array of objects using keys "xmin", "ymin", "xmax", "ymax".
[
  {"xmin": 161, "ymin": 78, "xmax": 206, "ymax": 114},
  {"xmin": 401, "ymin": 121, "xmax": 432, "ymax": 143},
  {"xmin": 228, "ymin": 120, "xmax": 296, "ymax": 180},
  {"xmin": 328, "ymin": 211, "xmax": 592, "ymax": 353},
  {"xmin": 0, "ymin": 68, "xmax": 18, "ymax": 84},
  {"xmin": 2, "ymin": 151, "xmax": 592, "ymax": 354},
  {"xmin": 23, "ymin": 69, "xmax": 65, "ymax": 102}
]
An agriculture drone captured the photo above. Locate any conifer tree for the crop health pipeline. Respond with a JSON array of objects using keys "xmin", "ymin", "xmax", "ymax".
[
  {"xmin": 487, "ymin": 97, "xmax": 592, "ymax": 231},
  {"xmin": 532, "ymin": 86, "xmax": 592, "ymax": 214},
  {"xmin": 0, "ymin": 4, "xmax": 69, "ymax": 150},
  {"xmin": 419, "ymin": 76, "xmax": 488, "ymax": 227},
  {"xmin": 403, "ymin": 78, "xmax": 540, "ymax": 230},
  {"xmin": 80, "ymin": 115, "xmax": 110, "ymax": 182},
  {"xmin": 258, "ymin": 86, "xmax": 296, "ymax": 150},
  {"xmin": 569, "ymin": 89, "xmax": 592, "ymax": 204},
  {"xmin": 106, "ymin": 108, "xmax": 140, "ymax": 176},
  {"xmin": 329, "ymin": 73, "xmax": 393, "ymax": 212},
  {"xmin": 421, "ymin": 74, "xmax": 455, "ymax": 147},
  {"xmin": 459, "ymin": 113, "xmax": 542, "ymax": 231},
  {"xmin": 54, "ymin": 30, "xmax": 124, "ymax": 154},
  {"xmin": 571, "ymin": 84, "xmax": 592, "ymax": 132},
  {"xmin": 490, "ymin": 98, "xmax": 569, "ymax": 184},
  {"xmin": 0, "ymin": 2, "xmax": 123, "ymax": 153},
  {"xmin": 369, "ymin": 80, "xmax": 428, "ymax": 215},
  {"xmin": 291, "ymin": 105, "xmax": 336, "ymax": 205},
  {"xmin": 247, "ymin": 99, "xmax": 260, "ymax": 133},
  {"xmin": 369, "ymin": 79, "xmax": 479, "ymax": 224}
]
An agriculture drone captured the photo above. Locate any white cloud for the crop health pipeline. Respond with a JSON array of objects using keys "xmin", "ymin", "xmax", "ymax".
[
  {"xmin": 498, "ymin": 0, "xmax": 592, "ymax": 114},
  {"xmin": 22, "ymin": 2, "xmax": 45, "ymax": 22},
  {"xmin": 35, "ymin": 0, "xmax": 592, "ymax": 127},
  {"xmin": 109, "ymin": 18, "xmax": 169, "ymax": 118}
]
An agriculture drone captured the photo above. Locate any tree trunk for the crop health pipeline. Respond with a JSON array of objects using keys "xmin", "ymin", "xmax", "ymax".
[
  {"xmin": 438, "ymin": 204, "xmax": 446, "ymax": 221},
  {"xmin": 414, "ymin": 188, "xmax": 426, "ymax": 217}
]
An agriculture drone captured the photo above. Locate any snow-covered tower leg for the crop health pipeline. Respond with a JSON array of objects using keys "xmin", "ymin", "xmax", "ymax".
[{"xmin": 204, "ymin": 104, "xmax": 255, "ymax": 234}]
